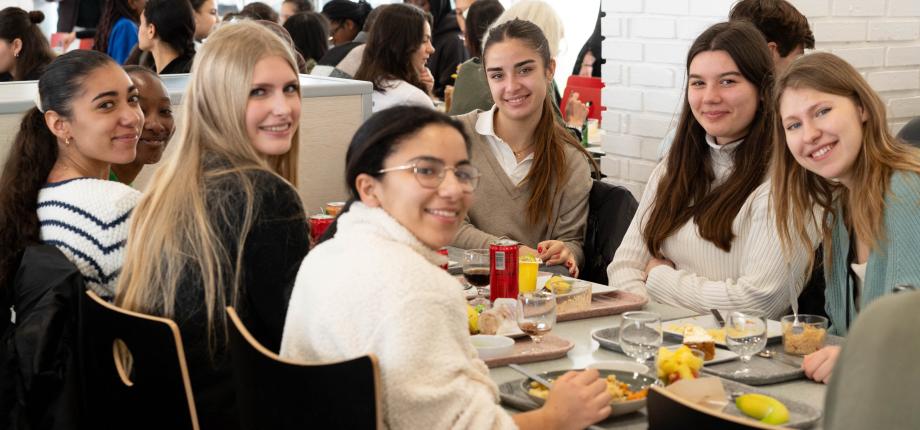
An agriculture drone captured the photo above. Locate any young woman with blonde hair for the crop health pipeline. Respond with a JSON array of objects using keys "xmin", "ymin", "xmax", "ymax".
[
  {"xmin": 115, "ymin": 21, "xmax": 309, "ymax": 429},
  {"xmin": 772, "ymin": 52, "xmax": 920, "ymax": 383},
  {"xmin": 451, "ymin": 19, "xmax": 594, "ymax": 276},
  {"xmin": 608, "ymin": 21, "xmax": 814, "ymax": 318}
]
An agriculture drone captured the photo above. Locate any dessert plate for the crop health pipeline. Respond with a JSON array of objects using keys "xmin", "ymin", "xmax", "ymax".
[{"xmin": 662, "ymin": 314, "xmax": 783, "ymax": 347}]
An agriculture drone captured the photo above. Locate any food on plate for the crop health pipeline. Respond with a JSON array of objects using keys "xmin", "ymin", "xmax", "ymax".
[
  {"xmin": 782, "ymin": 320, "xmax": 827, "ymax": 355},
  {"xmin": 467, "ymin": 304, "xmax": 480, "ymax": 334},
  {"xmin": 528, "ymin": 374, "xmax": 648, "ymax": 403},
  {"xmin": 735, "ymin": 393, "xmax": 790, "ymax": 425},
  {"xmin": 665, "ymin": 322, "xmax": 727, "ymax": 344},
  {"xmin": 478, "ymin": 302, "xmax": 516, "ymax": 335},
  {"xmin": 682, "ymin": 324, "xmax": 716, "ymax": 360},
  {"xmin": 544, "ymin": 275, "xmax": 572, "ymax": 295},
  {"xmin": 656, "ymin": 345, "xmax": 704, "ymax": 385},
  {"xmin": 555, "ymin": 282, "xmax": 592, "ymax": 314}
]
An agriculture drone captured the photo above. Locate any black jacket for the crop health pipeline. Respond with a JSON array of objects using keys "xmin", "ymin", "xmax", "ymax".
[
  {"xmin": 0, "ymin": 245, "xmax": 84, "ymax": 430},
  {"xmin": 427, "ymin": 0, "xmax": 468, "ymax": 98}
]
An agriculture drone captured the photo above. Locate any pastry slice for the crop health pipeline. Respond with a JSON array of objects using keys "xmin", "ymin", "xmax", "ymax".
[{"xmin": 682, "ymin": 324, "xmax": 716, "ymax": 360}]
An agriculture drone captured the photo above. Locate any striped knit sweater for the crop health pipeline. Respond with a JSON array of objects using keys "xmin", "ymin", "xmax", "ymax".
[
  {"xmin": 607, "ymin": 136, "xmax": 816, "ymax": 319},
  {"xmin": 826, "ymin": 171, "xmax": 920, "ymax": 336},
  {"xmin": 37, "ymin": 178, "xmax": 140, "ymax": 298}
]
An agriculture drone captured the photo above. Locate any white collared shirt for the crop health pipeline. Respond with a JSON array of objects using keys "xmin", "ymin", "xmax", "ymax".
[
  {"xmin": 704, "ymin": 134, "xmax": 743, "ymax": 187},
  {"xmin": 475, "ymin": 106, "xmax": 533, "ymax": 185}
]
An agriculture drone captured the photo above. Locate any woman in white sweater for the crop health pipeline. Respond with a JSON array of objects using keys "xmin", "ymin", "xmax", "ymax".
[
  {"xmin": 281, "ymin": 106, "xmax": 611, "ymax": 430},
  {"xmin": 607, "ymin": 21, "xmax": 814, "ymax": 319},
  {"xmin": 0, "ymin": 50, "xmax": 142, "ymax": 298}
]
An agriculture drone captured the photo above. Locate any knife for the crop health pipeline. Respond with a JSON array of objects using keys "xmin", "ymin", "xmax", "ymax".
[{"xmin": 710, "ymin": 309, "xmax": 726, "ymax": 327}]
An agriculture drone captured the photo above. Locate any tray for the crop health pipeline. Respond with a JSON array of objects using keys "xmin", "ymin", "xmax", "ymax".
[
  {"xmin": 701, "ymin": 334, "xmax": 846, "ymax": 385},
  {"xmin": 499, "ymin": 375, "xmax": 821, "ymax": 429},
  {"xmin": 482, "ymin": 334, "xmax": 574, "ymax": 368},
  {"xmin": 557, "ymin": 291, "xmax": 648, "ymax": 322},
  {"xmin": 592, "ymin": 328, "xmax": 739, "ymax": 365}
]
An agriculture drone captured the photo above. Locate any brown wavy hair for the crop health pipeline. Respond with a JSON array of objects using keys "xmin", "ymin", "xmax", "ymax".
[
  {"xmin": 482, "ymin": 19, "xmax": 596, "ymax": 225},
  {"xmin": 643, "ymin": 21, "xmax": 775, "ymax": 256},
  {"xmin": 354, "ymin": 3, "xmax": 427, "ymax": 92},
  {"xmin": 771, "ymin": 52, "xmax": 920, "ymax": 267}
]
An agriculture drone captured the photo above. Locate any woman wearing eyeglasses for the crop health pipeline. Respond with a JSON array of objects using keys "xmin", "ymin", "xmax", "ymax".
[{"xmin": 281, "ymin": 106, "xmax": 611, "ymax": 429}]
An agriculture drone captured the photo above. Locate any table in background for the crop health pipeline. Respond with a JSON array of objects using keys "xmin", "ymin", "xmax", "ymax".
[{"xmin": 446, "ymin": 246, "xmax": 569, "ymax": 277}]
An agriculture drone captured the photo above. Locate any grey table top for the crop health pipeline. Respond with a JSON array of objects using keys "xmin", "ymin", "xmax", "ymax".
[{"xmin": 488, "ymin": 301, "xmax": 828, "ymax": 429}]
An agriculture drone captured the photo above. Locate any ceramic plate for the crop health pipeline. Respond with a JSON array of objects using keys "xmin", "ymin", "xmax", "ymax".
[
  {"xmin": 521, "ymin": 369, "xmax": 656, "ymax": 417},
  {"xmin": 662, "ymin": 314, "xmax": 783, "ymax": 347}
]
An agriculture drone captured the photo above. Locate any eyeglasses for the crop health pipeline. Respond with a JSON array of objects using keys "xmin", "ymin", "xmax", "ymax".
[{"xmin": 377, "ymin": 158, "xmax": 481, "ymax": 192}]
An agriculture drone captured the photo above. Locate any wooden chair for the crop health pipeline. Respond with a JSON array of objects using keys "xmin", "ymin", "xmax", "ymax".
[
  {"xmin": 226, "ymin": 307, "xmax": 383, "ymax": 430},
  {"xmin": 647, "ymin": 386, "xmax": 791, "ymax": 430},
  {"xmin": 78, "ymin": 290, "xmax": 199, "ymax": 430}
]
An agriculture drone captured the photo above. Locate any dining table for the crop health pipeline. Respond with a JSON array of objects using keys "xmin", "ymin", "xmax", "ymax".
[{"xmin": 487, "ymin": 300, "xmax": 829, "ymax": 429}]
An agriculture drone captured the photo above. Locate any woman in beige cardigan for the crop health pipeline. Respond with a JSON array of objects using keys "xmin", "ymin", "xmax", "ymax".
[{"xmin": 451, "ymin": 19, "xmax": 593, "ymax": 277}]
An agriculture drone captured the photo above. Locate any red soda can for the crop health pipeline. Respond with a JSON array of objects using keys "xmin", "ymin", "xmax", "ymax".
[
  {"xmin": 438, "ymin": 247, "xmax": 449, "ymax": 270},
  {"xmin": 489, "ymin": 239, "xmax": 519, "ymax": 301},
  {"xmin": 309, "ymin": 214, "xmax": 334, "ymax": 244}
]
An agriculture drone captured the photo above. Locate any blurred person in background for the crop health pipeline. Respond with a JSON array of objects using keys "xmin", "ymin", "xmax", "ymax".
[
  {"xmin": 318, "ymin": 0, "xmax": 372, "ymax": 67},
  {"xmin": 191, "ymin": 0, "xmax": 219, "ymax": 41},
  {"xmin": 94, "ymin": 0, "xmax": 146, "ymax": 64},
  {"xmin": 404, "ymin": 0, "xmax": 467, "ymax": 99},
  {"xmin": 447, "ymin": 0, "xmax": 503, "ymax": 115},
  {"xmin": 136, "ymin": 0, "xmax": 196, "ymax": 74},
  {"xmin": 328, "ymin": 4, "xmax": 384, "ymax": 78},
  {"xmin": 284, "ymin": 11, "xmax": 328, "ymax": 73},
  {"xmin": 0, "ymin": 8, "xmax": 54, "ymax": 81},
  {"xmin": 280, "ymin": 0, "xmax": 312, "ymax": 24},
  {"xmin": 240, "ymin": 1, "xmax": 278, "ymax": 22}
]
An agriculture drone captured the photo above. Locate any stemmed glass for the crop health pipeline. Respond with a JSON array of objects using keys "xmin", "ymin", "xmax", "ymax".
[
  {"xmin": 618, "ymin": 311, "xmax": 662, "ymax": 364},
  {"xmin": 516, "ymin": 290, "xmax": 556, "ymax": 352},
  {"xmin": 725, "ymin": 310, "xmax": 768, "ymax": 376},
  {"xmin": 463, "ymin": 249, "xmax": 490, "ymax": 307}
]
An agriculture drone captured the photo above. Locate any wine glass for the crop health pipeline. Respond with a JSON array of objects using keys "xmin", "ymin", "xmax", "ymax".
[
  {"xmin": 516, "ymin": 290, "xmax": 556, "ymax": 352},
  {"xmin": 725, "ymin": 310, "xmax": 768, "ymax": 376},
  {"xmin": 463, "ymin": 249, "xmax": 490, "ymax": 307},
  {"xmin": 618, "ymin": 311, "xmax": 662, "ymax": 364}
]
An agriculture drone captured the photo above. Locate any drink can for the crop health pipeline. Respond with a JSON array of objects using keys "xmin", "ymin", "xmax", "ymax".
[
  {"xmin": 309, "ymin": 214, "xmax": 334, "ymax": 244},
  {"xmin": 325, "ymin": 201, "xmax": 346, "ymax": 217},
  {"xmin": 437, "ymin": 247, "xmax": 449, "ymax": 270},
  {"xmin": 489, "ymin": 239, "xmax": 519, "ymax": 301}
]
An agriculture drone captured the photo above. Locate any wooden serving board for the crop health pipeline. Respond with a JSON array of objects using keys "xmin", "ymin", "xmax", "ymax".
[
  {"xmin": 483, "ymin": 334, "xmax": 574, "ymax": 368},
  {"xmin": 556, "ymin": 291, "xmax": 648, "ymax": 322}
]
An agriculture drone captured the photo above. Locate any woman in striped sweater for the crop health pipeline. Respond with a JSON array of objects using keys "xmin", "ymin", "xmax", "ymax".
[
  {"xmin": 0, "ymin": 49, "xmax": 143, "ymax": 298},
  {"xmin": 773, "ymin": 52, "xmax": 920, "ymax": 383},
  {"xmin": 607, "ymin": 21, "xmax": 815, "ymax": 319}
]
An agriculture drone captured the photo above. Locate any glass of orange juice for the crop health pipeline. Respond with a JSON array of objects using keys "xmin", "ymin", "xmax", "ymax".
[{"xmin": 518, "ymin": 255, "xmax": 540, "ymax": 294}]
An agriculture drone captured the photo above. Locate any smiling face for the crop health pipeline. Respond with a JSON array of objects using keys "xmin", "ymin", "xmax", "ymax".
[
  {"xmin": 780, "ymin": 86, "xmax": 866, "ymax": 187},
  {"xmin": 129, "ymin": 71, "xmax": 174, "ymax": 164},
  {"xmin": 193, "ymin": 0, "xmax": 218, "ymax": 39},
  {"xmin": 58, "ymin": 64, "xmax": 143, "ymax": 168},
  {"xmin": 245, "ymin": 55, "xmax": 301, "ymax": 156},
  {"xmin": 687, "ymin": 50, "xmax": 759, "ymax": 145},
  {"xmin": 411, "ymin": 22, "xmax": 435, "ymax": 73},
  {"xmin": 484, "ymin": 38, "xmax": 555, "ymax": 123},
  {"xmin": 363, "ymin": 124, "xmax": 473, "ymax": 249}
]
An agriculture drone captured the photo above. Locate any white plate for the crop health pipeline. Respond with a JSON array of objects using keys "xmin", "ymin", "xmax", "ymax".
[
  {"xmin": 587, "ymin": 360, "xmax": 650, "ymax": 374},
  {"xmin": 665, "ymin": 345, "xmax": 738, "ymax": 365},
  {"xmin": 536, "ymin": 274, "xmax": 615, "ymax": 295},
  {"xmin": 662, "ymin": 314, "xmax": 783, "ymax": 347}
]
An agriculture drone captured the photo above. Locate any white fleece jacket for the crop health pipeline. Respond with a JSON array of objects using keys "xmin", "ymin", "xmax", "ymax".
[{"xmin": 280, "ymin": 202, "xmax": 518, "ymax": 430}]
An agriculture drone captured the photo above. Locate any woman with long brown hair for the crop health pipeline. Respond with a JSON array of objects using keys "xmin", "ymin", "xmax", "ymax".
[
  {"xmin": 451, "ymin": 19, "xmax": 594, "ymax": 276},
  {"xmin": 607, "ymin": 21, "xmax": 814, "ymax": 319},
  {"xmin": 0, "ymin": 8, "xmax": 54, "ymax": 81},
  {"xmin": 773, "ymin": 52, "xmax": 920, "ymax": 383}
]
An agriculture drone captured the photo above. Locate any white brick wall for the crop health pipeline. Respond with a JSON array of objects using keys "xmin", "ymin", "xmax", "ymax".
[{"xmin": 599, "ymin": 0, "xmax": 920, "ymax": 197}]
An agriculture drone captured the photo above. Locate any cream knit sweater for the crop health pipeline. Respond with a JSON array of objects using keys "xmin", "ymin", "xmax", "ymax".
[
  {"xmin": 451, "ymin": 110, "xmax": 592, "ymax": 265},
  {"xmin": 280, "ymin": 203, "xmax": 518, "ymax": 430},
  {"xmin": 607, "ymin": 137, "xmax": 814, "ymax": 319}
]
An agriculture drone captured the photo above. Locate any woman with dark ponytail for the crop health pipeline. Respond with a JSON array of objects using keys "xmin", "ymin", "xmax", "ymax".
[
  {"xmin": 0, "ymin": 7, "xmax": 55, "ymax": 81},
  {"xmin": 94, "ymin": 0, "xmax": 146, "ymax": 64},
  {"xmin": 451, "ymin": 19, "xmax": 594, "ymax": 277},
  {"xmin": 137, "ymin": 0, "xmax": 196, "ymax": 74},
  {"xmin": 0, "ymin": 50, "xmax": 143, "ymax": 298}
]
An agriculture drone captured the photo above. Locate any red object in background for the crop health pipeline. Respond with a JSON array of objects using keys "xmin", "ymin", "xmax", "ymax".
[
  {"xmin": 560, "ymin": 76, "xmax": 605, "ymax": 125},
  {"xmin": 50, "ymin": 33, "xmax": 94, "ymax": 51},
  {"xmin": 308, "ymin": 214, "xmax": 334, "ymax": 244},
  {"xmin": 489, "ymin": 239, "xmax": 519, "ymax": 302},
  {"xmin": 438, "ymin": 248, "xmax": 449, "ymax": 270}
]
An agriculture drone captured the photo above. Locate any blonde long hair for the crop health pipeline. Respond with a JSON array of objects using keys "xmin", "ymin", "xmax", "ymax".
[
  {"xmin": 116, "ymin": 21, "xmax": 301, "ymax": 350},
  {"xmin": 772, "ymin": 52, "xmax": 920, "ymax": 267}
]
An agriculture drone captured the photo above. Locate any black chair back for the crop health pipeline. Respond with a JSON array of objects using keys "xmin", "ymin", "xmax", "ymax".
[
  {"xmin": 226, "ymin": 307, "xmax": 382, "ymax": 430},
  {"xmin": 581, "ymin": 180, "xmax": 639, "ymax": 284},
  {"xmin": 796, "ymin": 246, "xmax": 828, "ymax": 318},
  {"xmin": 647, "ymin": 386, "xmax": 790, "ymax": 430},
  {"xmin": 896, "ymin": 117, "xmax": 920, "ymax": 147},
  {"xmin": 79, "ymin": 290, "xmax": 199, "ymax": 430}
]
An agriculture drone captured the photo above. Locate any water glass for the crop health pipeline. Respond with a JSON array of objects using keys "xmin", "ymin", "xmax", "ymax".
[
  {"xmin": 725, "ymin": 310, "xmax": 767, "ymax": 376},
  {"xmin": 619, "ymin": 311, "xmax": 662, "ymax": 364},
  {"xmin": 516, "ymin": 290, "xmax": 556, "ymax": 351},
  {"xmin": 463, "ymin": 249, "xmax": 490, "ymax": 307}
]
